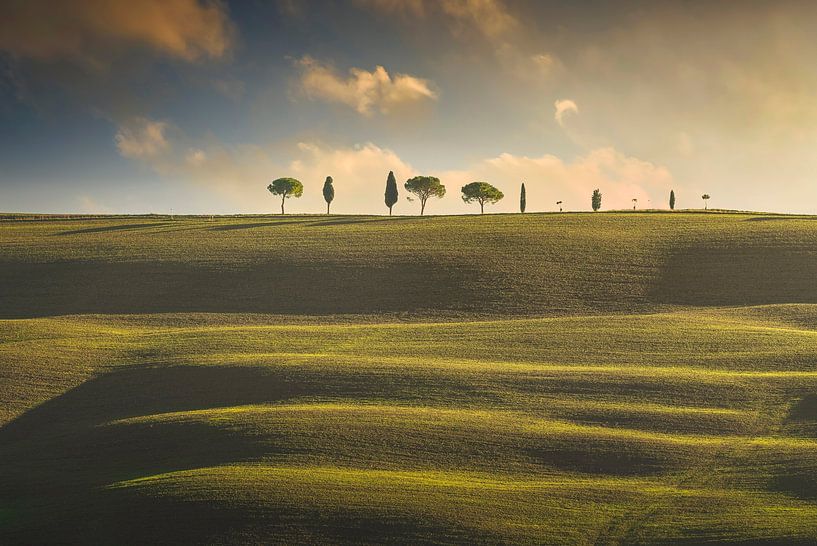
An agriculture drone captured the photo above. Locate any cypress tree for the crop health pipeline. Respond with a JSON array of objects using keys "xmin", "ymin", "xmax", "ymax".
[
  {"xmin": 384, "ymin": 171, "xmax": 399, "ymax": 215},
  {"xmin": 592, "ymin": 189, "xmax": 602, "ymax": 211},
  {"xmin": 669, "ymin": 189, "xmax": 675, "ymax": 210},
  {"xmin": 520, "ymin": 183, "xmax": 526, "ymax": 213},
  {"xmin": 322, "ymin": 176, "xmax": 334, "ymax": 214}
]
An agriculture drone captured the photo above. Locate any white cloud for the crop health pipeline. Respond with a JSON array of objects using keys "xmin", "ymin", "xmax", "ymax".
[
  {"xmin": 554, "ymin": 99, "xmax": 579, "ymax": 127},
  {"xmin": 436, "ymin": 147, "xmax": 673, "ymax": 212},
  {"xmin": 287, "ymin": 142, "xmax": 415, "ymax": 212},
  {"xmin": 116, "ymin": 119, "xmax": 672, "ymax": 214},
  {"xmin": 115, "ymin": 118, "xmax": 169, "ymax": 159},
  {"xmin": 296, "ymin": 56, "xmax": 438, "ymax": 115}
]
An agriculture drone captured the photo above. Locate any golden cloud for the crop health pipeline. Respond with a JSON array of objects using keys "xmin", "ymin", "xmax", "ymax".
[
  {"xmin": 357, "ymin": 0, "xmax": 517, "ymax": 40},
  {"xmin": 0, "ymin": 0, "xmax": 233, "ymax": 64},
  {"xmin": 115, "ymin": 117, "xmax": 170, "ymax": 159},
  {"xmin": 296, "ymin": 56, "xmax": 438, "ymax": 116}
]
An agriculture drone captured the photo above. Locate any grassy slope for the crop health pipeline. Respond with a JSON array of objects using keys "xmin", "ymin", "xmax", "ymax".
[{"xmin": 2, "ymin": 213, "xmax": 817, "ymax": 544}]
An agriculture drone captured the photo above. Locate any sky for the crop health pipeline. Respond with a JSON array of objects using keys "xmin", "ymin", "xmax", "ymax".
[{"xmin": 2, "ymin": 0, "xmax": 817, "ymax": 215}]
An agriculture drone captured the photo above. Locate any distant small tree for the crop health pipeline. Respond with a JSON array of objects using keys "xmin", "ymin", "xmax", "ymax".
[
  {"xmin": 592, "ymin": 189, "xmax": 602, "ymax": 211},
  {"xmin": 322, "ymin": 176, "xmax": 334, "ymax": 214},
  {"xmin": 405, "ymin": 176, "xmax": 446, "ymax": 215},
  {"xmin": 556, "ymin": 200, "xmax": 563, "ymax": 212},
  {"xmin": 520, "ymin": 183, "xmax": 526, "ymax": 213},
  {"xmin": 702, "ymin": 194, "xmax": 710, "ymax": 210},
  {"xmin": 632, "ymin": 198, "xmax": 638, "ymax": 210},
  {"xmin": 461, "ymin": 182, "xmax": 504, "ymax": 214},
  {"xmin": 268, "ymin": 177, "xmax": 304, "ymax": 214},
  {"xmin": 384, "ymin": 171, "xmax": 399, "ymax": 215},
  {"xmin": 669, "ymin": 189, "xmax": 675, "ymax": 210}
]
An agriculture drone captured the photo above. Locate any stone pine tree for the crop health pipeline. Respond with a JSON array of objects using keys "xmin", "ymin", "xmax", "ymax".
[
  {"xmin": 384, "ymin": 171, "xmax": 399, "ymax": 215},
  {"xmin": 404, "ymin": 176, "xmax": 446, "ymax": 215},
  {"xmin": 669, "ymin": 189, "xmax": 675, "ymax": 210},
  {"xmin": 702, "ymin": 194, "xmax": 710, "ymax": 210},
  {"xmin": 267, "ymin": 177, "xmax": 304, "ymax": 214},
  {"xmin": 592, "ymin": 189, "xmax": 602, "ymax": 211},
  {"xmin": 520, "ymin": 183, "xmax": 526, "ymax": 213},
  {"xmin": 322, "ymin": 176, "xmax": 334, "ymax": 214},
  {"xmin": 461, "ymin": 182, "xmax": 504, "ymax": 214}
]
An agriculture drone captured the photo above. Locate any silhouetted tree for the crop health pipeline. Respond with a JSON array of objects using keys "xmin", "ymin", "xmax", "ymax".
[
  {"xmin": 268, "ymin": 178, "xmax": 304, "ymax": 214},
  {"xmin": 322, "ymin": 176, "xmax": 334, "ymax": 214},
  {"xmin": 702, "ymin": 194, "xmax": 710, "ymax": 210},
  {"xmin": 669, "ymin": 190, "xmax": 675, "ymax": 210},
  {"xmin": 520, "ymin": 183, "xmax": 526, "ymax": 213},
  {"xmin": 461, "ymin": 182, "xmax": 504, "ymax": 214},
  {"xmin": 405, "ymin": 176, "xmax": 446, "ymax": 215},
  {"xmin": 592, "ymin": 189, "xmax": 602, "ymax": 211},
  {"xmin": 632, "ymin": 198, "xmax": 638, "ymax": 210},
  {"xmin": 556, "ymin": 200, "xmax": 563, "ymax": 212},
  {"xmin": 385, "ymin": 171, "xmax": 399, "ymax": 215}
]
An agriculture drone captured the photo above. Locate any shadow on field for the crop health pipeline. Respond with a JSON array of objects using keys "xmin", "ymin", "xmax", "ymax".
[
  {"xmin": 744, "ymin": 216, "xmax": 817, "ymax": 222},
  {"xmin": 654, "ymin": 244, "xmax": 817, "ymax": 306},
  {"xmin": 56, "ymin": 222, "xmax": 167, "ymax": 235},
  {"xmin": 209, "ymin": 220, "xmax": 306, "ymax": 231},
  {"xmin": 307, "ymin": 217, "xmax": 422, "ymax": 227},
  {"xmin": 1, "ymin": 362, "xmax": 455, "ymax": 544},
  {"xmin": 0, "ymin": 365, "xmax": 303, "ymax": 440},
  {"xmin": 0, "ymin": 258, "xmax": 477, "ymax": 318}
]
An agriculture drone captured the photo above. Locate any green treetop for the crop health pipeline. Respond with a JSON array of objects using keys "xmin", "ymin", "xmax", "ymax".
[
  {"xmin": 461, "ymin": 181, "xmax": 504, "ymax": 214},
  {"xmin": 268, "ymin": 178, "xmax": 304, "ymax": 214}
]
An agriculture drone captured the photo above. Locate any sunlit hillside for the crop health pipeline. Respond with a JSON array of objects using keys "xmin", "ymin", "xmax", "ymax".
[{"xmin": 2, "ymin": 213, "xmax": 817, "ymax": 543}]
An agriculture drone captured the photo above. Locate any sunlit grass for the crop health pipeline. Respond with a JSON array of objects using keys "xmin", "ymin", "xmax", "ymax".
[{"xmin": 3, "ymin": 214, "xmax": 817, "ymax": 542}]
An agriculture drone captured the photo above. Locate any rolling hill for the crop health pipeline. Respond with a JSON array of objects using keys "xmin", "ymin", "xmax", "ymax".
[{"xmin": 2, "ymin": 212, "xmax": 817, "ymax": 544}]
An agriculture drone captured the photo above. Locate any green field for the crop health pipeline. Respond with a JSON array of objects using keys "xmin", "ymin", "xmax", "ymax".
[{"xmin": 2, "ymin": 212, "xmax": 817, "ymax": 544}]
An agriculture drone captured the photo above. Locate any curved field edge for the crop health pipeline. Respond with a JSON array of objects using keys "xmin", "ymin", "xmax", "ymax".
[
  {"xmin": 106, "ymin": 464, "xmax": 817, "ymax": 544},
  {"xmin": 3, "ymin": 214, "xmax": 817, "ymax": 543},
  {"xmin": 2, "ymin": 212, "xmax": 817, "ymax": 318}
]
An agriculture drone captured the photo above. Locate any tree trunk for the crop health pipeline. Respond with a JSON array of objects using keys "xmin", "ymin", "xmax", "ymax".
[
  {"xmin": 389, "ymin": 205, "xmax": 393, "ymax": 216},
  {"xmin": 480, "ymin": 201, "xmax": 484, "ymax": 214},
  {"xmin": 327, "ymin": 202, "xmax": 330, "ymax": 214},
  {"xmin": 420, "ymin": 199, "xmax": 426, "ymax": 216},
  {"xmin": 281, "ymin": 195, "xmax": 285, "ymax": 215}
]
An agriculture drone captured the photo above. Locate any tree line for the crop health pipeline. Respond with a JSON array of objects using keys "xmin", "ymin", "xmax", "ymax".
[{"xmin": 268, "ymin": 174, "xmax": 709, "ymax": 215}]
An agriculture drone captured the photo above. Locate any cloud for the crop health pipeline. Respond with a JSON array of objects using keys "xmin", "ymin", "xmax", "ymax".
[
  {"xmin": 295, "ymin": 56, "xmax": 438, "ymax": 116},
  {"xmin": 438, "ymin": 0, "xmax": 518, "ymax": 39},
  {"xmin": 118, "ymin": 125, "xmax": 416, "ymax": 213},
  {"xmin": 358, "ymin": 0, "xmax": 517, "ymax": 40},
  {"xmin": 0, "ymin": 0, "xmax": 233, "ymax": 65},
  {"xmin": 436, "ymin": 147, "xmax": 672, "ymax": 212},
  {"xmin": 115, "ymin": 118, "xmax": 170, "ymax": 159},
  {"xmin": 286, "ymin": 142, "xmax": 415, "ymax": 212},
  {"xmin": 554, "ymin": 99, "xmax": 578, "ymax": 127},
  {"xmin": 185, "ymin": 148, "xmax": 207, "ymax": 166},
  {"xmin": 77, "ymin": 196, "xmax": 112, "ymax": 214},
  {"xmin": 356, "ymin": 0, "xmax": 557, "ymax": 86},
  {"xmin": 118, "ymin": 117, "xmax": 671, "ymax": 214},
  {"xmin": 359, "ymin": 0, "xmax": 427, "ymax": 17}
]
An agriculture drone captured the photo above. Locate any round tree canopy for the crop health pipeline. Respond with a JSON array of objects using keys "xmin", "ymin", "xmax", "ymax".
[
  {"xmin": 404, "ymin": 176, "xmax": 446, "ymax": 197},
  {"xmin": 461, "ymin": 182, "xmax": 504, "ymax": 204},
  {"xmin": 268, "ymin": 178, "xmax": 304, "ymax": 197}
]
